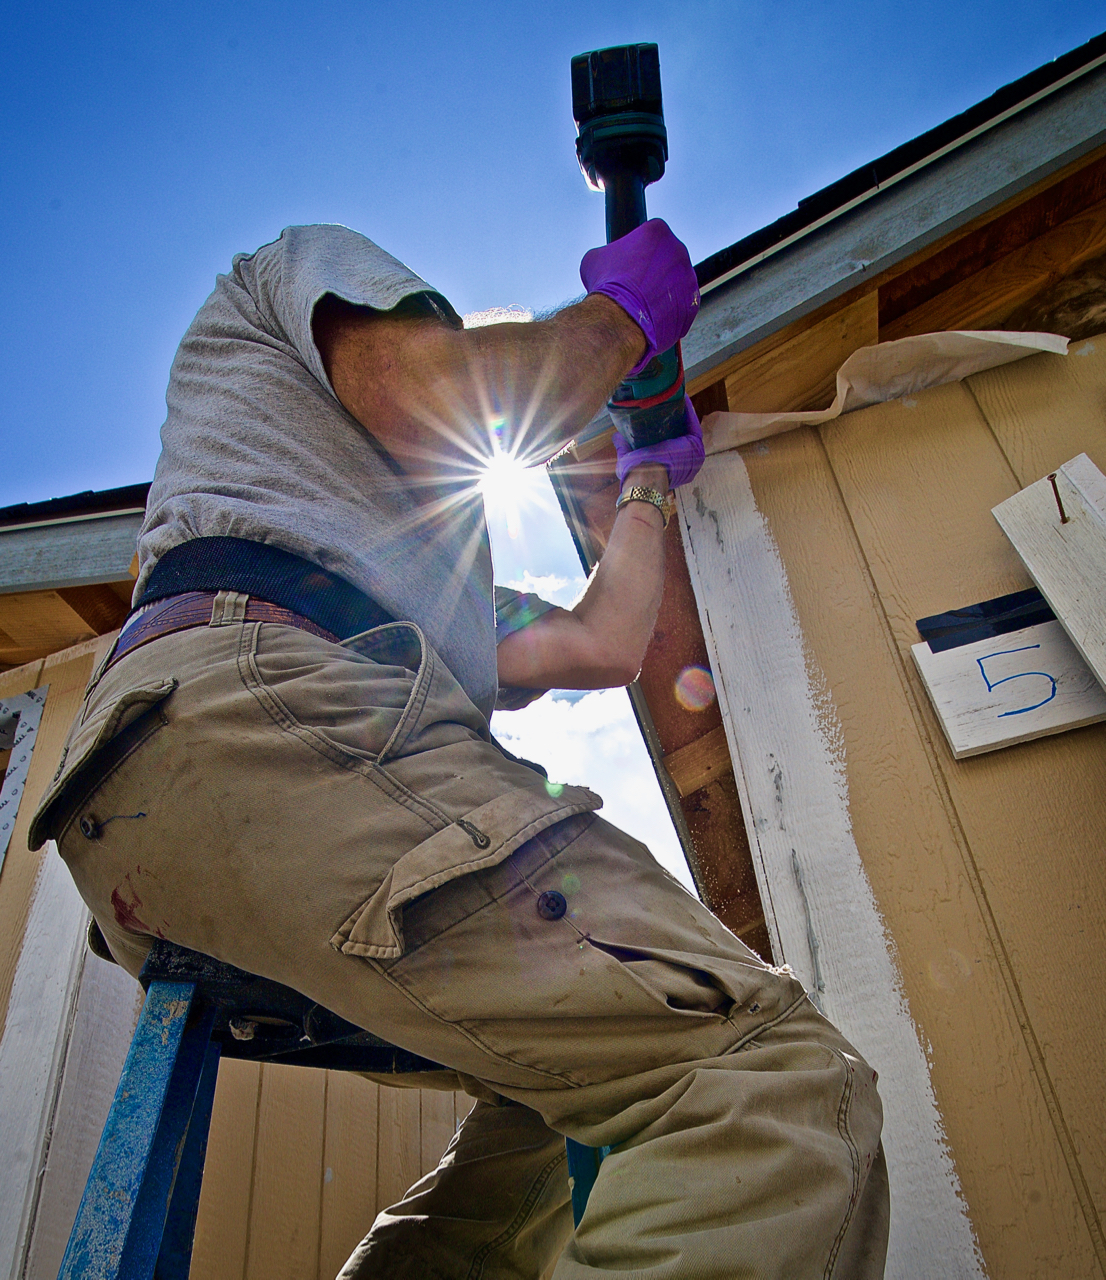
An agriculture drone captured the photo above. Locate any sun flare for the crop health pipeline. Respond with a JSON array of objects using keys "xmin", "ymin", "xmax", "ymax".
[{"xmin": 479, "ymin": 448, "xmax": 546, "ymax": 539}]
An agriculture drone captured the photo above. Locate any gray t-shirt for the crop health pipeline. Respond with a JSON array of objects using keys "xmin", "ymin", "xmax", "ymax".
[{"xmin": 138, "ymin": 223, "xmax": 502, "ymax": 719}]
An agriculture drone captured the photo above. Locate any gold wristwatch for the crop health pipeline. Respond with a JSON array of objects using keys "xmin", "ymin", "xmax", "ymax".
[{"xmin": 615, "ymin": 484, "xmax": 672, "ymax": 527}]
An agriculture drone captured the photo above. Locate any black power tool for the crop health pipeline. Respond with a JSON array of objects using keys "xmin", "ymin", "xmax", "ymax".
[{"xmin": 571, "ymin": 42, "xmax": 691, "ymax": 450}]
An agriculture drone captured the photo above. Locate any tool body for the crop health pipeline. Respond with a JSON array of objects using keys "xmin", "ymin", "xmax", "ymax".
[{"xmin": 572, "ymin": 43, "xmax": 691, "ymax": 449}]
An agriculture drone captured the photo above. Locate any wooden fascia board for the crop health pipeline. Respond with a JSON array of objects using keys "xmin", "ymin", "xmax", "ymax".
[
  {"xmin": 0, "ymin": 512, "xmax": 143, "ymax": 595},
  {"xmin": 683, "ymin": 60, "xmax": 1106, "ymax": 388}
]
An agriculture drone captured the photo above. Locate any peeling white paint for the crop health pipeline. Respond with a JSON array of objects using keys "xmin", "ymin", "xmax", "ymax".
[{"xmin": 679, "ymin": 451, "xmax": 985, "ymax": 1279}]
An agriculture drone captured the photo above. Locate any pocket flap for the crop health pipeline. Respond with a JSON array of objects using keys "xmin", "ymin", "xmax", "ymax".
[
  {"xmin": 332, "ymin": 782, "xmax": 602, "ymax": 960},
  {"xmin": 28, "ymin": 678, "xmax": 178, "ymax": 849}
]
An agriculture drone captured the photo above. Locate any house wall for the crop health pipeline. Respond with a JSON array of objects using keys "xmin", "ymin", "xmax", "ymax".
[{"xmin": 679, "ymin": 342, "xmax": 1106, "ymax": 1276}]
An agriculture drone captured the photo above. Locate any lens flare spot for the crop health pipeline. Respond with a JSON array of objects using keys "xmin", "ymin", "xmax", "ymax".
[
  {"xmin": 674, "ymin": 665, "xmax": 716, "ymax": 712},
  {"xmin": 544, "ymin": 780, "xmax": 565, "ymax": 798},
  {"xmin": 561, "ymin": 872, "xmax": 581, "ymax": 896}
]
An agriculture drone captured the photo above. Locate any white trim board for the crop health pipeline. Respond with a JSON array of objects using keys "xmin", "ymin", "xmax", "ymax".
[
  {"xmin": 993, "ymin": 452, "xmax": 1106, "ymax": 692},
  {"xmin": 0, "ymin": 844, "xmax": 89, "ymax": 1280},
  {"xmin": 677, "ymin": 453, "xmax": 983, "ymax": 1279}
]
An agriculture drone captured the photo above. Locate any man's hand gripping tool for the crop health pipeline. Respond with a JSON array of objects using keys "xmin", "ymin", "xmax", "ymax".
[{"xmin": 572, "ymin": 43, "xmax": 694, "ymax": 451}]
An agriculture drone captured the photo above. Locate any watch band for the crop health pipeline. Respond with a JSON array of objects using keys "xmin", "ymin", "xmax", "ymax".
[{"xmin": 615, "ymin": 485, "xmax": 671, "ymax": 527}]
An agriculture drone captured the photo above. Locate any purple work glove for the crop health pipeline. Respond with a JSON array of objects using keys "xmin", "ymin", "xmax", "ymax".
[
  {"xmin": 580, "ymin": 219, "xmax": 700, "ymax": 375},
  {"xmin": 614, "ymin": 396, "xmax": 704, "ymax": 489}
]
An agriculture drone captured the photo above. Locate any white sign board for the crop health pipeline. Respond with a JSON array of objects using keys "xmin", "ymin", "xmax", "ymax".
[
  {"xmin": 993, "ymin": 452, "xmax": 1106, "ymax": 693},
  {"xmin": 912, "ymin": 620, "xmax": 1106, "ymax": 758}
]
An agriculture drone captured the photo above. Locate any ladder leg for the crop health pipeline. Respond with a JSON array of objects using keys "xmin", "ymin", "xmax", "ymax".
[
  {"xmin": 154, "ymin": 1039, "xmax": 221, "ymax": 1280},
  {"xmin": 565, "ymin": 1138, "xmax": 611, "ymax": 1227},
  {"xmin": 58, "ymin": 980, "xmax": 214, "ymax": 1280}
]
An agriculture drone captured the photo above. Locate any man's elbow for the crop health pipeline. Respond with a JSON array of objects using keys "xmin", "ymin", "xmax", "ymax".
[{"xmin": 585, "ymin": 642, "xmax": 645, "ymax": 688}]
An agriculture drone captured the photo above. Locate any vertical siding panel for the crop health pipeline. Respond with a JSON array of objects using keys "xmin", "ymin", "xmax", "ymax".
[
  {"xmin": 189, "ymin": 1058, "xmax": 263, "ymax": 1280},
  {"xmin": 375, "ymin": 1085, "xmax": 421, "ymax": 1212},
  {"xmin": 966, "ymin": 338, "xmax": 1106, "ymax": 487},
  {"xmin": 0, "ymin": 643, "xmax": 99, "ymax": 1032},
  {"xmin": 699, "ymin": 420, "xmax": 1101, "ymax": 1274},
  {"xmin": 454, "ymin": 1090, "xmax": 476, "ymax": 1131},
  {"xmin": 419, "ymin": 1089, "xmax": 457, "ymax": 1177},
  {"xmin": 820, "ymin": 381, "xmax": 1106, "ymax": 1215},
  {"xmin": 318, "ymin": 1073, "xmax": 379, "ymax": 1280},
  {"xmin": 244, "ymin": 1063, "xmax": 327, "ymax": 1280}
]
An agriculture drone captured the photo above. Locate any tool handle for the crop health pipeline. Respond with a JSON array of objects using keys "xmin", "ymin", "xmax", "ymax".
[
  {"xmin": 604, "ymin": 169, "xmax": 648, "ymax": 244},
  {"xmin": 602, "ymin": 174, "xmax": 689, "ymax": 449}
]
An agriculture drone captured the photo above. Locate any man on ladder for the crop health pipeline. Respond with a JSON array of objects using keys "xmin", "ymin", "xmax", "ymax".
[{"xmin": 31, "ymin": 217, "xmax": 888, "ymax": 1278}]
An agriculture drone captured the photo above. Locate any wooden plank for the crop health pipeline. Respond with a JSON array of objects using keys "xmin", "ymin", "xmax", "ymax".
[
  {"xmin": 912, "ymin": 620, "xmax": 1106, "ymax": 758},
  {"xmin": 23, "ymin": 956, "xmax": 141, "ymax": 1280},
  {"xmin": 993, "ymin": 453, "xmax": 1106, "ymax": 691},
  {"xmin": 677, "ymin": 446, "xmax": 985, "ymax": 1276},
  {"xmin": 554, "ymin": 432, "xmax": 766, "ymax": 940},
  {"xmin": 686, "ymin": 287, "xmax": 869, "ymax": 397},
  {"xmin": 375, "ymin": 1085, "xmax": 422, "ymax": 1214},
  {"xmin": 879, "ymin": 148, "xmax": 1106, "ymax": 327},
  {"xmin": 0, "ymin": 591, "xmax": 95, "ymax": 656},
  {"xmin": 318, "ymin": 1074, "xmax": 379, "ymax": 1280},
  {"xmin": 56, "ymin": 584, "xmax": 130, "ymax": 635},
  {"xmin": 662, "ymin": 725, "xmax": 732, "ymax": 796},
  {"xmin": 0, "ymin": 854, "xmax": 88, "ymax": 1278},
  {"xmin": 819, "ymin": 383, "xmax": 1106, "ymax": 1268},
  {"xmin": 881, "ymin": 196, "xmax": 1106, "ymax": 340},
  {"xmin": 189, "ymin": 1058, "xmax": 263, "ymax": 1280},
  {"xmin": 723, "ymin": 294, "xmax": 878, "ymax": 414},
  {"xmin": 244, "ymin": 1063, "xmax": 327, "ymax": 1280},
  {"xmin": 0, "ymin": 512, "xmax": 142, "ymax": 594}
]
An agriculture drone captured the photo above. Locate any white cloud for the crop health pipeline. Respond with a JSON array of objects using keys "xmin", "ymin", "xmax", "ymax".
[
  {"xmin": 504, "ymin": 570, "xmax": 587, "ymax": 609},
  {"xmin": 491, "ymin": 688, "xmax": 697, "ymax": 895}
]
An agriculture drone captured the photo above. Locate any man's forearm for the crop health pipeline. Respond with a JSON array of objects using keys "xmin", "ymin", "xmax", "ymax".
[
  {"xmin": 316, "ymin": 293, "xmax": 645, "ymax": 481},
  {"xmin": 495, "ymin": 462, "xmax": 668, "ymax": 691}
]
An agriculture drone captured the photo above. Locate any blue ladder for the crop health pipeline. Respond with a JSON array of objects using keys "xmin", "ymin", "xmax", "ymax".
[{"xmin": 59, "ymin": 939, "xmax": 605, "ymax": 1278}]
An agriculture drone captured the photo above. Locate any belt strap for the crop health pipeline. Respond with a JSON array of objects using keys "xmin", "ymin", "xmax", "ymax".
[
  {"xmin": 109, "ymin": 592, "xmax": 339, "ymax": 669},
  {"xmin": 138, "ymin": 537, "xmax": 393, "ymax": 639}
]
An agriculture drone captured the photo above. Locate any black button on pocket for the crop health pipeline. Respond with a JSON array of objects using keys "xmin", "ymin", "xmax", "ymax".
[
  {"xmin": 536, "ymin": 890, "xmax": 567, "ymax": 921},
  {"xmin": 80, "ymin": 816, "xmax": 101, "ymax": 840}
]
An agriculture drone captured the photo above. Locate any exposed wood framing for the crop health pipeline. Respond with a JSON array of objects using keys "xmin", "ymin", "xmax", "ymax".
[
  {"xmin": 882, "ymin": 195, "xmax": 1106, "ymax": 338},
  {"xmin": 662, "ymin": 724, "xmax": 731, "ymax": 796}
]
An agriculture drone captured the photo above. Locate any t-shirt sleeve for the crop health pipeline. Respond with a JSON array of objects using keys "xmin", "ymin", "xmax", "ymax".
[
  {"xmin": 494, "ymin": 586, "xmax": 559, "ymax": 645},
  {"xmin": 493, "ymin": 586, "xmax": 562, "ymax": 711},
  {"xmin": 238, "ymin": 224, "xmax": 462, "ymax": 395}
]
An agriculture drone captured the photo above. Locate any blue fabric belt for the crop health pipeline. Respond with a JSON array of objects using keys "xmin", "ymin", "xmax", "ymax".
[{"xmin": 136, "ymin": 536, "xmax": 394, "ymax": 640}]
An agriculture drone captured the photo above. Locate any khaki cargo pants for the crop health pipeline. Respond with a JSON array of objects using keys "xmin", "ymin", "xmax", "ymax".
[{"xmin": 31, "ymin": 595, "xmax": 889, "ymax": 1279}]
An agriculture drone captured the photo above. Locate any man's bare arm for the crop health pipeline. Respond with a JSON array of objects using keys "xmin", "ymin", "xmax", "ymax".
[
  {"xmin": 495, "ymin": 462, "xmax": 669, "ymax": 691},
  {"xmin": 313, "ymin": 294, "xmax": 645, "ymax": 482}
]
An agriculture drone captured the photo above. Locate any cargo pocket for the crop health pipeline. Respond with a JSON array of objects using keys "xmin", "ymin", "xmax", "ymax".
[
  {"xmin": 330, "ymin": 781, "xmax": 601, "ymax": 961},
  {"xmin": 28, "ymin": 678, "xmax": 178, "ymax": 851},
  {"xmin": 289, "ymin": 620, "xmax": 605, "ymax": 960},
  {"xmin": 584, "ymin": 939, "xmax": 808, "ymax": 1041}
]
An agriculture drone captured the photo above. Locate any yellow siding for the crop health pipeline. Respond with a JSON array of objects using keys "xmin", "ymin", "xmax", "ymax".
[
  {"xmin": 737, "ymin": 339, "xmax": 1106, "ymax": 1275},
  {"xmin": 191, "ymin": 1062, "xmax": 475, "ymax": 1280}
]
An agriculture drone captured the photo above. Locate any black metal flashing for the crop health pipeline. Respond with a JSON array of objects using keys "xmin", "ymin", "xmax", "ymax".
[
  {"xmin": 0, "ymin": 482, "xmax": 151, "ymax": 529},
  {"xmin": 694, "ymin": 28, "xmax": 1106, "ymax": 290}
]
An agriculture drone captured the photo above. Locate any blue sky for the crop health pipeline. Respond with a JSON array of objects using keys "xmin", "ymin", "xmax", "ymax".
[
  {"xmin": 4, "ymin": 3, "xmax": 1104, "ymax": 887},
  {"xmin": 3, "ymin": 1, "xmax": 1102, "ymax": 506}
]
